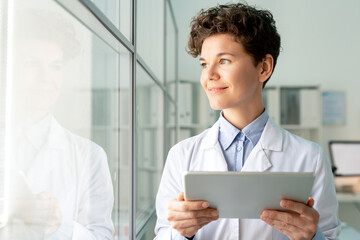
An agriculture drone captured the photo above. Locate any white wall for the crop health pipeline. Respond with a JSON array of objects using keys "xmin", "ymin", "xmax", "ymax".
[{"xmin": 171, "ymin": 0, "xmax": 360, "ymax": 151}]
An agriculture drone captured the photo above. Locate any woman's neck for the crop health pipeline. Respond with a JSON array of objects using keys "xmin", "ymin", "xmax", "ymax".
[{"xmin": 222, "ymin": 104, "xmax": 265, "ymax": 130}]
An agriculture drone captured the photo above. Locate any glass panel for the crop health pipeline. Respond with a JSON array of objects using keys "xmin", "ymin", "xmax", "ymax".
[
  {"xmin": 92, "ymin": 0, "xmax": 119, "ymax": 28},
  {"xmin": 1, "ymin": 0, "xmax": 131, "ymax": 238},
  {"xmin": 137, "ymin": 0, "xmax": 164, "ymax": 82},
  {"xmin": 165, "ymin": 100, "xmax": 176, "ymax": 156},
  {"xmin": 138, "ymin": 215, "xmax": 156, "ymax": 240},
  {"xmin": 165, "ymin": 1, "xmax": 176, "ymax": 99},
  {"xmin": 91, "ymin": 0, "xmax": 132, "ymax": 42},
  {"xmin": 120, "ymin": 0, "xmax": 132, "ymax": 42},
  {"xmin": 91, "ymin": 37, "xmax": 132, "ymax": 239},
  {"xmin": 118, "ymin": 45, "xmax": 131, "ymax": 240},
  {"xmin": 136, "ymin": 64, "xmax": 164, "ymax": 234}
]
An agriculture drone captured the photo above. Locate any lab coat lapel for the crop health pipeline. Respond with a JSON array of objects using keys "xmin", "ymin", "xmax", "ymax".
[
  {"xmin": 241, "ymin": 144, "xmax": 271, "ymax": 172},
  {"xmin": 242, "ymin": 118, "xmax": 283, "ymax": 172},
  {"xmin": 198, "ymin": 117, "xmax": 283, "ymax": 172},
  {"xmin": 200, "ymin": 120, "xmax": 228, "ymax": 171}
]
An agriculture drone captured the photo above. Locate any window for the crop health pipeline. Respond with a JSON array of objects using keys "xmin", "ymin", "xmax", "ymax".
[
  {"xmin": 135, "ymin": 64, "xmax": 164, "ymax": 235},
  {"xmin": 91, "ymin": 0, "xmax": 132, "ymax": 42},
  {"xmin": 0, "ymin": 0, "xmax": 177, "ymax": 238}
]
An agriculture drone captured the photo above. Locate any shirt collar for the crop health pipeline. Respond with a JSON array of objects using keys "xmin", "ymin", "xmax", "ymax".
[
  {"xmin": 218, "ymin": 112, "xmax": 241, "ymax": 150},
  {"xmin": 218, "ymin": 110, "xmax": 269, "ymax": 150}
]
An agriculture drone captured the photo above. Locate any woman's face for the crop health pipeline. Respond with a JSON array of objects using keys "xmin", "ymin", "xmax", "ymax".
[{"xmin": 199, "ymin": 33, "xmax": 264, "ymax": 111}]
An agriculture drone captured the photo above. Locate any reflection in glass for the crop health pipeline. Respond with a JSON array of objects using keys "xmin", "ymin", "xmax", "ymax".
[
  {"xmin": 0, "ymin": 0, "xmax": 131, "ymax": 239},
  {"xmin": 91, "ymin": 35, "xmax": 132, "ymax": 240}
]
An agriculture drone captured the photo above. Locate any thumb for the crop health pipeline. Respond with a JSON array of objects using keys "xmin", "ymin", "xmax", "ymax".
[{"xmin": 178, "ymin": 192, "xmax": 185, "ymax": 201}]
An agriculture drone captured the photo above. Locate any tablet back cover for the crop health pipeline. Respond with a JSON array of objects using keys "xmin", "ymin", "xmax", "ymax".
[{"xmin": 183, "ymin": 171, "xmax": 315, "ymax": 219}]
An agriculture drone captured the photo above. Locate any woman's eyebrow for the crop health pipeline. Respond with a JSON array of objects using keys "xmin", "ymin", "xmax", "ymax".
[
  {"xmin": 217, "ymin": 52, "xmax": 235, "ymax": 57},
  {"xmin": 199, "ymin": 52, "xmax": 236, "ymax": 61}
]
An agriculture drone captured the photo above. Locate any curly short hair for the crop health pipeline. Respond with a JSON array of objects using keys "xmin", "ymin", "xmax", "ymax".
[{"xmin": 187, "ymin": 3, "xmax": 281, "ymax": 86}]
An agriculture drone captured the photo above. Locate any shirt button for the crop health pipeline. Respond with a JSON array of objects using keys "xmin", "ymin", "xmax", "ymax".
[{"xmin": 237, "ymin": 146, "xmax": 243, "ymax": 151}]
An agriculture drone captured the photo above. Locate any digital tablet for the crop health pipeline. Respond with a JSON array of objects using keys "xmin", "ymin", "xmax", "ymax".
[{"xmin": 183, "ymin": 171, "xmax": 315, "ymax": 219}]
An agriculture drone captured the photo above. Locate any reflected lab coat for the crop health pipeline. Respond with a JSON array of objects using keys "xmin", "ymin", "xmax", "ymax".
[
  {"xmin": 5, "ymin": 116, "xmax": 114, "ymax": 240},
  {"xmin": 155, "ymin": 118, "xmax": 341, "ymax": 240}
]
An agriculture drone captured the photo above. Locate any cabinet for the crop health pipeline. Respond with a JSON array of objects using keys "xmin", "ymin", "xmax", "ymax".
[
  {"xmin": 176, "ymin": 80, "xmax": 220, "ymax": 141},
  {"xmin": 263, "ymin": 86, "xmax": 322, "ymax": 144}
]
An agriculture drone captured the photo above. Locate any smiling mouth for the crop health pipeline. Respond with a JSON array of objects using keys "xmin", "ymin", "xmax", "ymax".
[{"xmin": 208, "ymin": 87, "xmax": 228, "ymax": 93}]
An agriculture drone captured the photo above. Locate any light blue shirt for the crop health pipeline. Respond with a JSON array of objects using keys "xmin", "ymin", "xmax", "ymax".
[{"xmin": 218, "ymin": 110, "xmax": 268, "ymax": 171}]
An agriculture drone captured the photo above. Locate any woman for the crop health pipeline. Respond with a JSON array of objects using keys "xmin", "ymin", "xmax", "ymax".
[{"xmin": 155, "ymin": 3, "xmax": 340, "ymax": 240}]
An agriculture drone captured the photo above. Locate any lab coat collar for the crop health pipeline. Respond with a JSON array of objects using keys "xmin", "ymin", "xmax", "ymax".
[
  {"xmin": 258, "ymin": 117, "xmax": 283, "ymax": 152},
  {"xmin": 202, "ymin": 120, "xmax": 221, "ymax": 150},
  {"xmin": 200, "ymin": 117, "xmax": 283, "ymax": 172},
  {"xmin": 201, "ymin": 117, "xmax": 283, "ymax": 152}
]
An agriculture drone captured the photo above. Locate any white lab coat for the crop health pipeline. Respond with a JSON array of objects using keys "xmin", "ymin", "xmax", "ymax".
[
  {"xmin": 155, "ymin": 117, "xmax": 341, "ymax": 240},
  {"xmin": 3, "ymin": 116, "xmax": 114, "ymax": 240}
]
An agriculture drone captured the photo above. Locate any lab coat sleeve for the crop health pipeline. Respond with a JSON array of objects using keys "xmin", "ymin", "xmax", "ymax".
[
  {"xmin": 154, "ymin": 143, "xmax": 190, "ymax": 240},
  {"xmin": 311, "ymin": 145, "xmax": 341, "ymax": 240},
  {"xmin": 71, "ymin": 145, "xmax": 115, "ymax": 240}
]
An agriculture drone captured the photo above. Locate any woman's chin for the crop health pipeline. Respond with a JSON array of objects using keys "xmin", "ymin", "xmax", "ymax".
[{"xmin": 209, "ymin": 103, "xmax": 224, "ymax": 110}]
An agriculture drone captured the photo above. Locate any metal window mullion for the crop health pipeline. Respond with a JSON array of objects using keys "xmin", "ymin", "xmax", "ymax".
[
  {"xmin": 167, "ymin": 0, "xmax": 179, "ymax": 33},
  {"xmin": 175, "ymin": 17, "xmax": 179, "ymax": 143},
  {"xmin": 55, "ymin": 0, "xmax": 131, "ymax": 56},
  {"xmin": 136, "ymin": 56, "xmax": 169, "ymax": 96},
  {"xmin": 169, "ymin": 0, "xmax": 180, "ymax": 143},
  {"xmin": 116, "ymin": 2, "xmax": 122, "ymax": 236},
  {"xmin": 163, "ymin": 0, "xmax": 167, "ymax": 184},
  {"xmin": 115, "ymin": 54, "xmax": 121, "ymax": 238},
  {"xmin": 165, "ymin": 93, "xmax": 176, "ymax": 105},
  {"xmin": 164, "ymin": 0, "xmax": 179, "ymax": 142},
  {"xmin": 131, "ymin": 51, "xmax": 137, "ymax": 240},
  {"xmin": 79, "ymin": 0, "xmax": 135, "ymax": 53},
  {"xmin": 131, "ymin": 0, "xmax": 137, "ymax": 239}
]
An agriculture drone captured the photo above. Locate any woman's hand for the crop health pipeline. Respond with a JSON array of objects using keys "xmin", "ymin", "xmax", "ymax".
[
  {"xmin": 167, "ymin": 192, "xmax": 219, "ymax": 238},
  {"xmin": 261, "ymin": 197, "xmax": 320, "ymax": 240}
]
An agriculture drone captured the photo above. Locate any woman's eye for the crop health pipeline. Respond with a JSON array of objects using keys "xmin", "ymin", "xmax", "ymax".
[
  {"xmin": 220, "ymin": 59, "xmax": 230, "ymax": 64},
  {"xmin": 200, "ymin": 63, "xmax": 208, "ymax": 68}
]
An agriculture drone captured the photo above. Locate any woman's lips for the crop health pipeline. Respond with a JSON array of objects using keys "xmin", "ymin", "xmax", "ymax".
[{"xmin": 208, "ymin": 87, "xmax": 228, "ymax": 94}]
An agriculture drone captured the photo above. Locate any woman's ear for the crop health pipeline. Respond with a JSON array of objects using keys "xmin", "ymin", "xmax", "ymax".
[{"xmin": 258, "ymin": 54, "xmax": 274, "ymax": 83}]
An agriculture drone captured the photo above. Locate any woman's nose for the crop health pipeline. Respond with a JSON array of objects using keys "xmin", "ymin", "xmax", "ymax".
[{"xmin": 205, "ymin": 64, "xmax": 220, "ymax": 80}]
